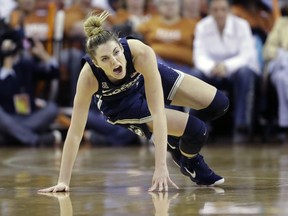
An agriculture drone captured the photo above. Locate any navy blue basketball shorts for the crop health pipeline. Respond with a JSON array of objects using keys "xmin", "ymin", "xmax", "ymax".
[{"xmin": 104, "ymin": 64, "xmax": 184, "ymax": 139}]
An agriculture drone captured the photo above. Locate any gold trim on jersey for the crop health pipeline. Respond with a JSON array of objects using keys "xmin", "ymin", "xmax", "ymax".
[{"xmin": 107, "ymin": 115, "xmax": 153, "ymax": 125}]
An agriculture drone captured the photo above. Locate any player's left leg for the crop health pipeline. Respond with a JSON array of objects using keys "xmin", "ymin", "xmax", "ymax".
[
  {"xmin": 169, "ymin": 73, "xmax": 229, "ymax": 158},
  {"xmin": 147, "ymin": 108, "xmax": 224, "ymax": 186},
  {"xmin": 168, "ymin": 74, "xmax": 228, "ymax": 185}
]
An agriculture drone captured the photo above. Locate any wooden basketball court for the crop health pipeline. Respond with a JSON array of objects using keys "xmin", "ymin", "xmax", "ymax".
[{"xmin": 1, "ymin": 141, "xmax": 288, "ymax": 215}]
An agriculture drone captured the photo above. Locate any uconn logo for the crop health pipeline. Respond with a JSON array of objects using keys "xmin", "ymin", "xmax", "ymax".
[{"xmin": 102, "ymin": 74, "xmax": 141, "ymax": 96}]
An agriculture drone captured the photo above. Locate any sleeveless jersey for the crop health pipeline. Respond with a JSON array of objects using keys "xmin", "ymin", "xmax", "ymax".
[
  {"xmin": 82, "ymin": 37, "xmax": 145, "ymax": 116},
  {"xmin": 82, "ymin": 37, "xmax": 184, "ymax": 134}
]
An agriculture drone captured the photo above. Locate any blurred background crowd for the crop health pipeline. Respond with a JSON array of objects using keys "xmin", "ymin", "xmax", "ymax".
[{"xmin": 0, "ymin": 0, "xmax": 287, "ymax": 148}]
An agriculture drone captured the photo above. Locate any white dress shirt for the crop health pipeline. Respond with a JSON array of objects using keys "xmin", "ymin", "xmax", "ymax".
[{"xmin": 193, "ymin": 14, "xmax": 260, "ymax": 76}]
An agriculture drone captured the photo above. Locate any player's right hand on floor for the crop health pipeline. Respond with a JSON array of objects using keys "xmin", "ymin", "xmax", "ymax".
[{"xmin": 38, "ymin": 183, "xmax": 70, "ymax": 193}]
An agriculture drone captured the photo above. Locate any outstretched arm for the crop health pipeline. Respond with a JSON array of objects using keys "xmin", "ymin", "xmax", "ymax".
[
  {"xmin": 38, "ymin": 63, "xmax": 98, "ymax": 192},
  {"xmin": 129, "ymin": 39, "xmax": 178, "ymax": 191}
]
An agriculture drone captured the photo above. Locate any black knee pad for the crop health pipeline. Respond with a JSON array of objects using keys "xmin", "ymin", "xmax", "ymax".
[
  {"xmin": 179, "ymin": 115, "xmax": 208, "ymax": 155},
  {"xmin": 189, "ymin": 90, "xmax": 229, "ymax": 122}
]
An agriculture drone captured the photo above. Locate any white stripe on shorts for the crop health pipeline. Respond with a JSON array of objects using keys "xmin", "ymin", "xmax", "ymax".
[{"xmin": 167, "ymin": 69, "xmax": 185, "ymax": 101}]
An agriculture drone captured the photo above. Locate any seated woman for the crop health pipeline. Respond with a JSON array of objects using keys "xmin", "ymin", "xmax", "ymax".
[{"xmin": 263, "ymin": 13, "xmax": 288, "ymax": 142}]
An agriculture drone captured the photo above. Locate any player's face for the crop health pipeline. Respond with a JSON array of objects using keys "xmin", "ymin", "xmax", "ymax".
[{"xmin": 94, "ymin": 40, "xmax": 127, "ymax": 81}]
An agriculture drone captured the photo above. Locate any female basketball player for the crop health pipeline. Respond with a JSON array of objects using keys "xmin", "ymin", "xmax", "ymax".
[{"xmin": 39, "ymin": 11, "xmax": 229, "ymax": 193}]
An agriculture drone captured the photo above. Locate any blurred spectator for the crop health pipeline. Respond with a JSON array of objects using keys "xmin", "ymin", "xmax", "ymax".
[
  {"xmin": 9, "ymin": 0, "xmax": 57, "ymax": 55},
  {"xmin": 0, "ymin": 0, "xmax": 17, "ymax": 21},
  {"xmin": 260, "ymin": 0, "xmax": 287, "ymax": 18},
  {"xmin": 263, "ymin": 16, "xmax": 288, "ymax": 142},
  {"xmin": 63, "ymin": 0, "xmax": 101, "ymax": 41},
  {"xmin": 9, "ymin": 0, "xmax": 38, "ymax": 35},
  {"xmin": 137, "ymin": 0, "xmax": 198, "ymax": 74},
  {"xmin": 231, "ymin": 0, "xmax": 274, "ymax": 43},
  {"xmin": 109, "ymin": 0, "xmax": 152, "ymax": 38},
  {"xmin": 92, "ymin": 0, "xmax": 123, "ymax": 14},
  {"xmin": 0, "ymin": 27, "xmax": 61, "ymax": 147},
  {"xmin": 231, "ymin": 0, "xmax": 275, "ymax": 70},
  {"xmin": 125, "ymin": 0, "xmax": 152, "ymax": 27},
  {"xmin": 109, "ymin": 0, "xmax": 151, "ymax": 25},
  {"xmin": 182, "ymin": 0, "xmax": 208, "ymax": 20},
  {"xmin": 193, "ymin": 0, "xmax": 260, "ymax": 143}
]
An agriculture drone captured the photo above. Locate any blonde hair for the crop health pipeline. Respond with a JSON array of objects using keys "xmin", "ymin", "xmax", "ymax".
[{"xmin": 83, "ymin": 11, "xmax": 119, "ymax": 59}]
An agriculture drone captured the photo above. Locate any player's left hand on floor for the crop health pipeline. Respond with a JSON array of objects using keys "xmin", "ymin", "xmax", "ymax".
[{"xmin": 148, "ymin": 168, "xmax": 179, "ymax": 192}]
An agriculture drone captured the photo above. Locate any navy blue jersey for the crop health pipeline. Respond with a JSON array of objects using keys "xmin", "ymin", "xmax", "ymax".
[
  {"xmin": 82, "ymin": 38, "xmax": 143, "ymax": 100},
  {"xmin": 82, "ymin": 38, "xmax": 145, "ymax": 115},
  {"xmin": 82, "ymin": 37, "xmax": 184, "ymax": 138}
]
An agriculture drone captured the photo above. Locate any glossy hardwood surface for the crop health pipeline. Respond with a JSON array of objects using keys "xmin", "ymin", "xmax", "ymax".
[{"xmin": 1, "ymin": 142, "xmax": 288, "ymax": 216}]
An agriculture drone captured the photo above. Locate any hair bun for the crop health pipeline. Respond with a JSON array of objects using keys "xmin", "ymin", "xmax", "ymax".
[{"xmin": 84, "ymin": 11, "xmax": 110, "ymax": 38}]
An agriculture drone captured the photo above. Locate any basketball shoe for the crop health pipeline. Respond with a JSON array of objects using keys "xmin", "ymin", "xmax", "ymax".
[{"xmin": 180, "ymin": 154, "xmax": 224, "ymax": 186}]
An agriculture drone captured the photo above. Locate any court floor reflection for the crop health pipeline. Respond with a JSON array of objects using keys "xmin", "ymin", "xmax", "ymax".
[{"xmin": 1, "ymin": 142, "xmax": 288, "ymax": 215}]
